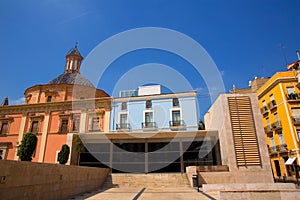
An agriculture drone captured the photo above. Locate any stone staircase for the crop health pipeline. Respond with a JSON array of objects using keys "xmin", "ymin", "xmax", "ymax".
[{"xmin": 101, "ymin": 173, "xmax": 192, "ymax": 189}]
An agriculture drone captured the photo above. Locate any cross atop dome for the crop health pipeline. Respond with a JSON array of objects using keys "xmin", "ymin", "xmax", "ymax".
[{"xmin": 64, "ymin": 43, "xmax": 83, "ymax": 73}]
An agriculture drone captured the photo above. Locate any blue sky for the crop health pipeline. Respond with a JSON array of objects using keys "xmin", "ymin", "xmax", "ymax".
[{"xmin": 0, "ymin": 0, "xmax": 300, "ymax": 117}]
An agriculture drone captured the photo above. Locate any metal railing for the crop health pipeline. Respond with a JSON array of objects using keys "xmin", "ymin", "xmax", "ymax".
[
  {"xmin": 264, "ymin": 125, "xmax": 272, "ymax": 133},
  {"xmin": 267, "ymin": 100, "xmax": 277, "ymax": 109},
  {"xmin": 268, "ymin": 144, "xmax": 288, "ymax": 153},
  {"xmin": 116, "ymin": 123, "xmax": 131, "ymax": 130},
  {"xmin": 292, "ymin": 116, "xmax": 300, "ymax": 124},
  {"xmin": 271, "ymin": 121, "xmax": 282, "ymax": 129},
  {"xmin": 169, "ymin": 120, "xmax": 185, "ymax": 127},
  {"xmin": 142, "ymin": 122, "xmax": 157, "ymax": 128},
  {"xmin": 287, "ymin": 93, "xmax": 299, "ymax": 100},
  {"xmin": 260, "ymin": 106, "xmax": 268, "ymax": 113},
  {"xmin": 276, "ymin": 144, "xmax": 288, "ymax": 152}
]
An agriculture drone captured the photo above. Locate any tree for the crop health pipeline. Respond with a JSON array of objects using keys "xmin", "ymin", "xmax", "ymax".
[
  {"xmin": 198, "ymin": 119, "xmax": 205, "ymax": 130},
  {"xmin": 17, "ymin": 132, "xmax": 37, "ymax": 161},
  {"xmin": 57, "ymin": 144, "xmax": 70, "ymax": 164}
]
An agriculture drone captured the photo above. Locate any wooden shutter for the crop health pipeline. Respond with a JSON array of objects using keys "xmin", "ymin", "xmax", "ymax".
[{"xmin": 228, "ymin": 96, "xmax": 262, "ymax": 167}]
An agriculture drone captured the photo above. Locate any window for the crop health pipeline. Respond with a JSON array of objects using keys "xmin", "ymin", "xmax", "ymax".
[
  {"xmin": 287, "ymin": 87, "xmax": 297, "ymax": 99},
  {"xmin": 47, "ymin": 96, "xmax": 52, "ymax": 102},
  {"xmin": 171, "ymin": 110, "xmax": 181, "ymax": 126},
  {"xmin": 287, "ymin": 87, "xmax": 295, "ymax": 94},
  {"xmin": 269, "ymin": 136, "xmax": 275, "ymax": 149},
  {"xmin": 119, "ymin": 113, "xmax": 128, "ymax": 129},
  {"xmin": 173, "ymin": 98, "xmax": 179, "ymax": 107},
  {"xmin": 146, "ymin": 100, "xmax": 152, "ymax": 109},
  {"xmin": 0, "ymin": 122, "xmax": 8, "ymax": 135},
  {"xmin": 91, "ymin": 117, "xmax": 100, "ymax": 131},
  {"xmin": 278, "ymin": 131, "xmax": 285, "ymax": 145},
  {"xmin": 262, "ymin": 100, "xmax": 267, "ymax": 111},
  {"xmin": 30, "ymin": 121, "xmax": 39, "ymax": 133},
  {"xmin": 297, "ymin": 131, "xmax": 300, "ymax": 143},
  {"xmin": 270, "ymin": 94, "xmax": 276, "ymax": 106},
  {"xmin": 120, "ymin": 114, "xmax": 128, "ymax": 125},
  {"xmin": 144, "ymin": 112, "xmax": 153, "ymax": 127},
  {"xmin": 60, "ymin": 119, "xmax": 69, "ymax": 133},
  {"xmin": 274, "ymin": 113, "xmax": 279, "ymax": 122},
  {"xmin": 121, "ymin": 102, "xmax": 127, "ymax": 110},
  {"xmin": 72, "ymin": 115, "xmax": 80, "ymax": 132},
  {"xmin": 266, "ymin": 117, "xmax": 270, "ymax": 128}
]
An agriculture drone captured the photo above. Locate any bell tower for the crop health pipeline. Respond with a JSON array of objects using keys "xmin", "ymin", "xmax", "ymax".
[{"xmin": 64, "ymin": 43, "xmax": 83, "ymax": 73}]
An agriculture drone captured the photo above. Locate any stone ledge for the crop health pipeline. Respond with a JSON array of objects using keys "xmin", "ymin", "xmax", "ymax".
[{"xmin": 203, "ymin": 183, "xmax": 296, "ymax": 192}]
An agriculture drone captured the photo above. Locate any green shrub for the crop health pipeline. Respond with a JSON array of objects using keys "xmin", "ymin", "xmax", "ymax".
[
  {"xmin": 17, "ymin": 132, "xmax": 37, "ymax": 161},
  {"xmin": 57, "ymin": 144, "xmax": 70, "ymax": 164}
]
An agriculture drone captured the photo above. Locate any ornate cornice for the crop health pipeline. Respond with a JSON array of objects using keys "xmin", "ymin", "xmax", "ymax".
[{"xmin": 0, "ymin": 97, "xmax": 112, "ymax": 115}]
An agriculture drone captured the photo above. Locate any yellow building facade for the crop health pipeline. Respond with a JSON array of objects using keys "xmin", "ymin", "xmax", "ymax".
[{"xmin": 257, "ymin": 71, "xmax": 300, "ymax": 179}]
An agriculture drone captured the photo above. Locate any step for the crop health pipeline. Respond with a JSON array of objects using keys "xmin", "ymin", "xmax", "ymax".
[{"xmin": 102, "ymin": 173, "xmax": 191, "ymax": 189}]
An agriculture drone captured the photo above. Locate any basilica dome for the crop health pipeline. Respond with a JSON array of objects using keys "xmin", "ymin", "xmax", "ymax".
[{"xmin": 48, "ymin": 72, "xmax": 94, "ymax": 88}]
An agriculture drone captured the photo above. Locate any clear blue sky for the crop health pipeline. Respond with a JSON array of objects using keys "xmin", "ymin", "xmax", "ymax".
[{"xmin": 0, "ymin": 0, "xmax": 300, "ymax": 117}]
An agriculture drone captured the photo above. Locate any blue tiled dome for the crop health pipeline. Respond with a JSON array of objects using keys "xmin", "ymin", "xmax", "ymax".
[{"xmin": 49, "ymin": 72, "xmax": 94, "ymax": 87}]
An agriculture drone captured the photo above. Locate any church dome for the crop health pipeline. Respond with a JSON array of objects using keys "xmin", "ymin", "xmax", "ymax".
[{"xmin": 48, "ymin": 72, "xmax": 94, "ymax": 87}]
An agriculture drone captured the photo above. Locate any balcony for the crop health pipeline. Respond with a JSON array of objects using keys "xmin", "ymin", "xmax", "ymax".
[
  {"xmin": 292, "ymin": 116, "xmax": 300, "ymax": 125},
  {"xmin": 142, "ymin": 122, "xmax": 157, "ymax": 131},
  {"xmin": 169, "ymin": 120, "xmax": 186, "ymax": 131},
  {"xmin": 268, "ymin": 146, "xmax": 277, "ymax": 154},
  {"xmin": 267, "ymin": 100, "xmax": 277, "ymax": 110},
  {"xmin": 271, "ymin": 121, "xmax": 282, "ymax": 130},
  {"xmin": 116, "ymin": 123, "xmax": 131, "ymax": 131},
  {"xmin": 268, "ymin": 144, "xmax": 288, "ymax": 154},
  {"xmin": 287, "ymin": 93, "xmax": 299, "ymax": 102},
  {"xmin": 260, "ymin": 106, "xmax": 269, "ymax": 114},
  {"xmin": 276, "ymin": 144, "xmax": 288, "ymax": 152},
  {"xmin": 264, "ymin": 125, "xmax": 272, "ymax": 133}
]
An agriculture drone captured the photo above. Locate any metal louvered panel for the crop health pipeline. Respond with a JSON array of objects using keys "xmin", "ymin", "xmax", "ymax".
[{"xmin": 228, "ymin": 96, "xmax": 262, "ymax": 167}]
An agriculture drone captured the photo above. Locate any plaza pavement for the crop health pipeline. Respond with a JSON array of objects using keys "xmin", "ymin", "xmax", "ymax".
[{"xmin": 70, "ymin": 187, "xmax": 218, "ymax": 200}]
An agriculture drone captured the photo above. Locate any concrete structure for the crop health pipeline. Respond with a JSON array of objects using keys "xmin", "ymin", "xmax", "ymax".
[
  {"xmin": 201, "ymin": 93, "xmax": 274, "ymax": 184},
  {"xmin": 231, "ymin": 76, "xmax": 269, "ymax": 94},
  {"xmin": 0, "ymin": 160, "xmax": 109, "ymax": 200},
  {"xmin": 257, "ymin": 71, "xmax": 300, "ymax": 180},
  {"xmin": 0, "ymin": 45, "xmax": 111, "ymax": 164}
]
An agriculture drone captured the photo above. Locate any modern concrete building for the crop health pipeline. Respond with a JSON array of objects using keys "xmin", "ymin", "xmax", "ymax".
[
  {"xmin": 195, "ymin": 93, "xmax": 274, "ymax": 185},
  {"xmin": 79, "ymin": 86, "xmax": 222, "ymax": 173}
]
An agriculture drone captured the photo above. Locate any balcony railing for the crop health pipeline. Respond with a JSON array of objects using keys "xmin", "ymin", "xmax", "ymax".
[
  {"xmin": 264, "ymin": 125, "xmax": 272, "ymax": 133},
  {"xmin": 292, "ymin": 116, "xmax": 300, "ymax": 125},
  {"xmin": 142, "ymin": 122, "xmax": 157, "ymax": 129},
  {"xmin": 267, "ymin": 100, "xmax": 277, "ymax": 110},
  {"xmin": 287, "ymin": 93, "xmax": 299, "ymax": 100},
  {"xmin": 268, "ymin": 144, "xmax": 288, "ymax": 154},
  {"xmin": 260, "ymin": 106, "xmax": 268, "ymax": 114},
  {"xmin": 271, "ymin": 121, "xmax": 282, "ymax": 130},
  {"xmin": 268, "ymin": 146, "xmax": 277, "ymax": 154},
  {"xmin": 116, "ymin": 123, "xmax": 131, "ymax": 130},
  {"xmin": 169, "ymin": 120, "xmax": 185, "ymax": 127},
  {"xmin": 276, "ymin": 144, "xmax": 288, "ymax": 152}
]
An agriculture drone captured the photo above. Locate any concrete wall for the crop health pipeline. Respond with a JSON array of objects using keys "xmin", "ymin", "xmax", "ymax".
[
  {"xmin": 0, "ymin": 160, "xmax": 109, "ymax": 200},
  {"xmin": 204, "ymin": 93, "xmax": 274, "ymax": 183}
]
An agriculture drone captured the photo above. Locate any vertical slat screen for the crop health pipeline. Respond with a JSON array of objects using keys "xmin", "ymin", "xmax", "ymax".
[{"xmin": 228, "ymin": 96, "xmax": 262, "ymax": 167}]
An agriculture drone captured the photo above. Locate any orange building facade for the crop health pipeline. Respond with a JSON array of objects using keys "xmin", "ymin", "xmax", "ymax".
[{"xmin": 0, "ymin": 45, "xmax": 111, "ymax": 164}]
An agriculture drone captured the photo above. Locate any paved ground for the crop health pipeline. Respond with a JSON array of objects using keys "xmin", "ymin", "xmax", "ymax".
[{"xmin": 70, "ymin": 187, "xmax": 218, "ymax": 200}]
